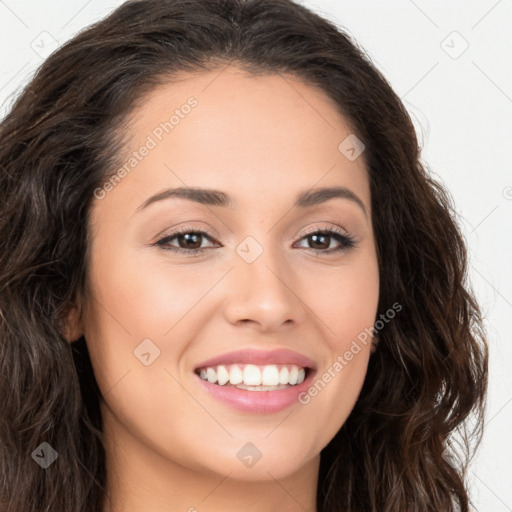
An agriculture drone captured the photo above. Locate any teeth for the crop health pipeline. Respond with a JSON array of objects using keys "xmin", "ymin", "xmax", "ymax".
[
  {"xmin": 206, "ymin": 367, "xmax": 217, "ymax": 384},
  {"xmin": 217, "ymin": 365, "xmax": 229, "ymax": 386},
  {"xmin": 243, "ymin": 364, "xmax": 262, "ymax": 386},
  {"xmin": 289, "ymin": 365, "xmax": 299, "ymax": 385},
  {"xmin": 228, "ymin": 364, "xmax": 243, "ymax": 385},
  {"xmin": 279, "ymin": 366, "xmax": 289, "ymax": 385},
  {"xmin": 262, "ymin": 365, "xmax": 279, "ymax": 386},
  {"xmin": 197, "ymin": 363, "xmax": 307, "ymax": 387},
  {"xmin": 234, "ymin": 383, "xmax": 290, "ymax": 391}
]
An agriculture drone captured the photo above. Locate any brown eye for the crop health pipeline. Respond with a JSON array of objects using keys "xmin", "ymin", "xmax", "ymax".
[
  {"xmin": 294, "ymin": 228, "xmax": 356, "ymax": 253},
  {"xmin": 155, "ymin": 229, "xmax": 218, "ymax": 255}
]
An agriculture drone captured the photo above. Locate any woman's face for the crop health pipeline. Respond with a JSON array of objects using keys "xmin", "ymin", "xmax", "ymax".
[{"xmin": 78, "ymin": 65, "xmax": 379, "ymax": 485}]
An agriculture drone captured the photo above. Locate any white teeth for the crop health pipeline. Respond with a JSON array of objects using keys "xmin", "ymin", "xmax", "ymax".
[
  {"xmin": 279, "ymin": 367, "xmax": 289, "ymax": 385},
  {"xmin": 243, "ymin": 364, "xmax": 261, "ymax": 386},
  {"xmin": 228, "ymin": 364, "xmax": 243, "ymax": 385},
  {"xmin": 262, "ymin": 365, "xmax": 280, "ymax": 386},
  {"xmin": 216, "ymin": 365, "xmax": 229, "ymax": 386},
  {"xmin": 234, "ymin": 383, "xmax": 290, "ymax": 391},
  {"xmin": 206, "ymin": 367, "xmax": 217, "ymax": 384},
  {"xmin": 289, "ymin": 365, "xmax": 299, "ymax": 385},
  {"xmin": 197, "ymin": 363, "xmax": 307, "ymax": 388}
]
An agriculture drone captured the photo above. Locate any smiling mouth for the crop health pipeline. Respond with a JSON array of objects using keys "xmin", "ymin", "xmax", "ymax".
[{"xmin": 195, "ymin": 363, "xmax": 309, "ymax": 391}]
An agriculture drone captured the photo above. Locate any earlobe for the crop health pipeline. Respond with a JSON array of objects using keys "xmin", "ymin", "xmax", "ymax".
[
  {"xmin": 370, "ymin": 336, "xmax": 379, "ymax": 354},
  {"xmin": 62, "ymin": 300, "xmax": 84, "ymax": 343}
]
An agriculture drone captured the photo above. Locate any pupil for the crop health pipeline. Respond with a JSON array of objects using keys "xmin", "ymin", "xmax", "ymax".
[
  {"xmin": 181, "ymin": 233, "xmax": 201, "ymax": 249},
  {"xmin": 310, "ymin": 234, "xmax": 329, "ymax": 249}
]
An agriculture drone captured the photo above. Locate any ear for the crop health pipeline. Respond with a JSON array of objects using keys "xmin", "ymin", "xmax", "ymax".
[
  {"xmin": 370, "ymin": 336, "xmax": 379, "ymax": 354},
  {"xmin": 62, "ymin": 299, "xmax": 84, "ymax": 343}
]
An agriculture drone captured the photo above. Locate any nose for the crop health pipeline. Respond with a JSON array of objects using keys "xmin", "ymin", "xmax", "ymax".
[{"xmin": 223, "ymin": 242, "xmax": 306, "ymax": 333}]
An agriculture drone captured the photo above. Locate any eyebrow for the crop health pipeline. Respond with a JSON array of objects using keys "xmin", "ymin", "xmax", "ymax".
[{"xmin": 136, "ymin": 185, "xmax": 368, "ymax": 217}]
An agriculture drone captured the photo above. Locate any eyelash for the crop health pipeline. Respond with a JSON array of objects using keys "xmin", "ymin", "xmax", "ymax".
[{"xmin": 153, "ymin": 224, "xmax": 357, "ymax": 256}]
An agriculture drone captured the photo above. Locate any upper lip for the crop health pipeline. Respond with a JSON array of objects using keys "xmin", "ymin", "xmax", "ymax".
[{"xmin": 194, "ymin": 348, "xmax": 317, "ymax": 370}]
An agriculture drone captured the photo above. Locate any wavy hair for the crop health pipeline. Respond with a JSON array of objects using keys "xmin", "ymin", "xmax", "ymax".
[{"xmin": 0, "ymin": 0, "xmax": 488, "ymax": 510}]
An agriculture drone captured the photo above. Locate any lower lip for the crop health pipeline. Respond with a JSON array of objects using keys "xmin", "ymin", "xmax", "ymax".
[{"xmin": 194, "ymin": 370, "xmax": 316, "ymax": 413}]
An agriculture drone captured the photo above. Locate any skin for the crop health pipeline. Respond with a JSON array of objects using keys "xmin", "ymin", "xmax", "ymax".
[{"xmin": 66, "ymin": 65, "xmax": 380, "ymax": 512}]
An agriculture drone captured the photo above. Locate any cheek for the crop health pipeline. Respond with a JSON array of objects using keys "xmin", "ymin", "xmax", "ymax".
[
  {"xmin": 305, "ymin": 250, "xmax": 380, "ymax": 345},
  {"xmin": 296, "ymin": 252, "xmax": 378, "ymax": 438},
  {"xmin": 81, "ymin": 247, "xmax": 207, "ymax": 456},
  {"xmin": 86, "ymin": 244, "xmax": 216, "ymax": 338},
  {"xmin": 81, "ymin": 244, "xmax": 222, "ymax": 398}
]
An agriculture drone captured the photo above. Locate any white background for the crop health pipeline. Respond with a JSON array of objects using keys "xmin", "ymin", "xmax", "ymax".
[{"xmin": 1, "ymin": 1, "xmax": 510, "ymax": 510}]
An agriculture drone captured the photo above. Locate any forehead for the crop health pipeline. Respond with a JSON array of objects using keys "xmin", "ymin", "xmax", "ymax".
[{"xmin": 97, "ymin": 65, "xmax": 370, "ymax": 216}]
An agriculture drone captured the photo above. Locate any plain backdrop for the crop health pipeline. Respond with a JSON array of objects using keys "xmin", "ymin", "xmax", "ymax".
[{"xmin": 1, "ymin": 1, "xmax": 511, "ymax": 510}]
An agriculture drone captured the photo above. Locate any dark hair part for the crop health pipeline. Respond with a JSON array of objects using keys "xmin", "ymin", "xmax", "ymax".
[{"xmin": 0, "ymin": 0, "xmax": 488, "ymax": 510}]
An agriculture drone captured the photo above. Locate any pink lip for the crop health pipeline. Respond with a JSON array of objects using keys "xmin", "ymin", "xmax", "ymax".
[
  {"xmin": 194, "ymin": 348, "xmax": 317, "ymax": 371},
  {"xmin": 194, "ymin": 368, "xmax": 316, "ymax": 413},
  {"xmin": 193, "ymin": 348, "xmax": 317, "ymax": 414}
]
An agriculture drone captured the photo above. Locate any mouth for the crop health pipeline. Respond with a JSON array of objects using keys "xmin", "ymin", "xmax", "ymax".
[
  {"xmin": 193, "ymin": 348, "xmax": 317, "ymax": 413},
  {"xmin": 194, "ymin": 363, "xmax": 310, "ymax": 391}
]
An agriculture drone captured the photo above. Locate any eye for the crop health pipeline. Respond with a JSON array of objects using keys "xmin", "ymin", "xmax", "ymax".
[
  {"xmin": 154, "ymin": 226, "xmax": 218, "ymax": 255},
  {"xmin": 153, "ymin": 224, "xmax": 356, "ymax": 256},
  {"xmin": 294, "ymin": 225, "xmax": 356, "ymax": 253}
]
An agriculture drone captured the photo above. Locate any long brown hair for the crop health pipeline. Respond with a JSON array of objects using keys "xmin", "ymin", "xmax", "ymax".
[{"xmin": 0, "ymin": 1, "xmax": 488, "ymax": 510}]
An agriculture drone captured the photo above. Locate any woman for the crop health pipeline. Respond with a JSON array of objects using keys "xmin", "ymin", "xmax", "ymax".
[{"xmin": 0, "ymin": 0, "xmax": 488, "ymax": 510}]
